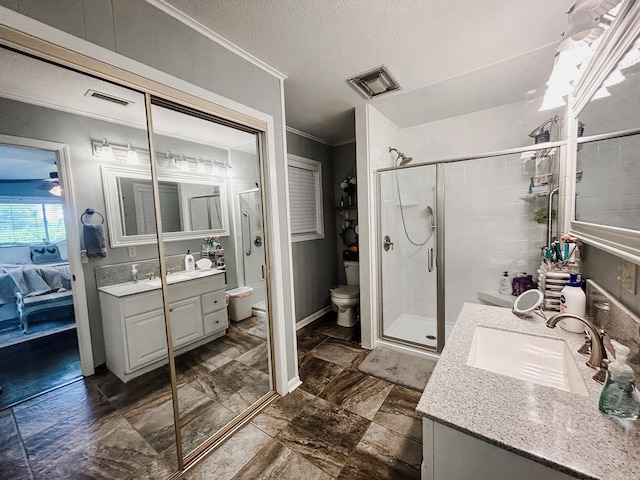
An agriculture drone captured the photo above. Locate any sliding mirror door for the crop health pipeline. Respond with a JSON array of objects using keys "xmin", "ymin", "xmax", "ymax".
[
  {"xmin": 0, "ymin": 46, "xmax": 179, "ymax": 476},
  {"xmin": 148, "ymin": 99, "xmax": 273, "ymax": 463}
]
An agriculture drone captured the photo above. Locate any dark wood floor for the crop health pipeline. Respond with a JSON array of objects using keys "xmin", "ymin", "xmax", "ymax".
[
  {"xmin": 0, "ymin": 313, "xmax": 424, "ymax": 479},
  {"xmin": 0, "ymin": 327, "xmax": 81, "ymax": 409}
]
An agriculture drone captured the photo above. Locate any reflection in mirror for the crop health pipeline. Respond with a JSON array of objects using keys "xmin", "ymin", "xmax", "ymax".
[
  {"xmin": 0, "ymin": 46, "xmax": 180, "ymax": 474},
  {"xmin": 102, "ymin": 166, "xmax": 229, "ymax": 246},
  {"xmin": 149, "ymin": 100, "xmax": 272, "ymax": 463},
  {"xmin": 576, "ymin": 34, "xmax": 640, "ymax": 232}
]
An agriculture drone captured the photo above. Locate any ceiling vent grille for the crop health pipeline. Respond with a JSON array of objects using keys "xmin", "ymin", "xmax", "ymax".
[
  {"xmin": 348, "ymin": 65, "xmax": 401, "ymax": 99},
  {"xmin": 85, "ymin": 89, "xmax": 134, "ymax": 107}
]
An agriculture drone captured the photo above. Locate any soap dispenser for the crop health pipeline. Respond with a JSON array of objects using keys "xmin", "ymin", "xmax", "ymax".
[
  {"xmin": 131, "ymin": 264, "xmax": 138, "ymax": 284},
  {"xmin": 598, "ymin": 340, "xmax": 640, "ymax": 419},
  {"xmin": 499, "ymin": 271, "xmax": 511, "ymax": 295},
  {"xmin": 184, "ymin": 250, "xmax": 195, "ymax": 272}
]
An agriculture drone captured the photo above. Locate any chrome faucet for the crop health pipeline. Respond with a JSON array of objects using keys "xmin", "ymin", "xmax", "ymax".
[{"xmin": 546, "ymin": 313, "xmax": 609, "ymax": 383}]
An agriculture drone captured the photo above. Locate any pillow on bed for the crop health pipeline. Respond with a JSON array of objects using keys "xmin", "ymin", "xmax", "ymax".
[{"xmin": 30, "ymin": 243, "xmax": 62, "ymax": 264}]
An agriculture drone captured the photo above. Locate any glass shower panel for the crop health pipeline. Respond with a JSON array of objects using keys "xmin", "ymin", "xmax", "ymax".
[
  {"xmin": 378, "ymin": 165, "xmax": 438, "ymax": 349},
  {"xmin": 443, "ymin": 154, "xmax": 547, "ymax": 332},
  {"xmin": 238, "ymin": 186, "xmax": 267, "ymax": 313},
  {"xmin": 149, "ymin": 101, "xmax": 272, "ymax": 463}
]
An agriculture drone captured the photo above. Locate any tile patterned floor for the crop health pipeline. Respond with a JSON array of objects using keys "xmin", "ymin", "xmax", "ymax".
[
  {"xmin": 187, "ymin": 313, "xmax": 424, "ymax": 479},
  {"xmin": 0, "ymin": 313, "xmax": 425, "ymax": 479}
]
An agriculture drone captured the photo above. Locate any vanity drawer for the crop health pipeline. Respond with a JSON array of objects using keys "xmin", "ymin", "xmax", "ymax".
[
  {"xmin": 204, "ymin": 309, "xmax": 228, "ymax": 335},
  {"xmin": 202, "ymin": 290, "xmax": 226, "ymax": 314},
  {"xmin": 123, "ymin": 290, "xmax": 162, "ymax": 317}
]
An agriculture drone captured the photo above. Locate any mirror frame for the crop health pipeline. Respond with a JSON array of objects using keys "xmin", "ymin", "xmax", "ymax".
[
  {"xmin": 568, "ymin": 0, "xmax": 640, "ymax": 264},
  {"xmin": 101, "ymin": 164, "xmax": 230, "ymax": 247}
]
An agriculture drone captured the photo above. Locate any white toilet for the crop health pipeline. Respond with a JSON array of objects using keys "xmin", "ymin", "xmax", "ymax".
[{"xmin": 330, "ymin": 260, "xmax": 360, "ymax": 327}]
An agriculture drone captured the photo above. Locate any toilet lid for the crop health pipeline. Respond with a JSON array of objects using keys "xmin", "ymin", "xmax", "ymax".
[{"xmin": 331, "ymin": 285, "xmax": 359, "ymax": 298}]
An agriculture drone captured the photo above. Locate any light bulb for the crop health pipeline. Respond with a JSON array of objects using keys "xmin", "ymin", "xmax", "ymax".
[
  {"xmin": 179, "ymin": 154, "xmax": 190, "ymax": 171},
  {"xmin": 196, "ymin": 157, "xmax": 206, "ymax": 173},
  {"xmin": 127, "ymin": 143, "xmax": 140, "ymax": 164},
  {"xmin": 100, "ymin": 138, "xmax": 115, "ymax": 161}
]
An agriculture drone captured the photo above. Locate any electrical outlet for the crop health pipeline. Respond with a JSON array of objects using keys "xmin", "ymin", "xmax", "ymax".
[
  {"xmin": 128, "ymin": 246, "xmax": 136, "ymax": 258},
  {"xmin": 621, "ymin": 261, "xmax": 636, "ymax": 294},
  {"xmin": 80, "ymin": 249, "xmax": 88, "ymax": 264}
]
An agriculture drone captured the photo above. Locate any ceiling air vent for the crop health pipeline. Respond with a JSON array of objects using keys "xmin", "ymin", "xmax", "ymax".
[
  {"xmin": 85, "ymin": 89, "xmax": 134, "ymax": 107},
  {"xmin": 348, "ymin": 65, "xmax": 401, "ymax": 99}
]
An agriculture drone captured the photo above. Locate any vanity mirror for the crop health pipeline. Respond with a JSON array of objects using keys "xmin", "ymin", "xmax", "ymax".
[
  {"xmin": 101, "ymin": 165, "xmax": 229, "ymax": 247},
  {"xmin": 570, "ymin": 9, "xmax": 640, "ymax": 263}
]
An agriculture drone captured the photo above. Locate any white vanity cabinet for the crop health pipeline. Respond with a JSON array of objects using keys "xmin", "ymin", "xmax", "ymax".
[{"xmin": 99, "ymin": 271, "xmax": 228, "ymax": 382}]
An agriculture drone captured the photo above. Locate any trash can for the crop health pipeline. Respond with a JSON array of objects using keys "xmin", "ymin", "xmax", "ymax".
[{"xmin": 227, "ymin": 286, "xmax": 253, "ymax": 321}]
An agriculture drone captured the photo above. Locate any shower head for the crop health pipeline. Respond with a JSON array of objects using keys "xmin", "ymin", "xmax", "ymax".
[{"xmin": 389, "ymin": 147, "xmax": 413, "ymax": 166}]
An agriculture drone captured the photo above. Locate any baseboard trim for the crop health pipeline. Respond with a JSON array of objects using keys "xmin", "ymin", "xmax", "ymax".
[
  {"xmin": 296, "ymin": 306, "xmax": 332, "ymax": 330},
  {"xmin": 287, "ymin": 376, "xmax": 302, "ymax": 393}
]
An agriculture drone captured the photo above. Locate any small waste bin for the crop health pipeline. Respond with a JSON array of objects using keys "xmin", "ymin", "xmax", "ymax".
[{"xmin": 227, "ymin": 286, "xmax": 253, "ymax": 321}]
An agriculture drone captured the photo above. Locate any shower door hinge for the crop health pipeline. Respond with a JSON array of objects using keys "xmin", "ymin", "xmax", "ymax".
[{"xmin": 262, "ymin": 264, "xmax": 267, "ymax": 279}]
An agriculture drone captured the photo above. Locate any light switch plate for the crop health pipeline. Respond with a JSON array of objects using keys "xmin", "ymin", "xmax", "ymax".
[
  {"xmin": 80, "ymin": 249, "xmax": 88, "ymax": 264},
  {"xmin": 621, "ymin": 261, "xmax": 636, "ymax": 294},
  {"xmin": 128, "ymin": 246, "xmax": 136, "ymax": 258}
]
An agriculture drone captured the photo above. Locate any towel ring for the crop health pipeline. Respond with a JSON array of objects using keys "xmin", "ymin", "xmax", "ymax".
[{"xmin": 81, "ymin": 208, "xmax": 105, "ymax": 225}]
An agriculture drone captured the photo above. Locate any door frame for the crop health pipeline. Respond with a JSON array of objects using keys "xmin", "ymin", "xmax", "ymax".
[{"xmin": 0, "ymin": 134, "xmax": 94, "ymax": 376}]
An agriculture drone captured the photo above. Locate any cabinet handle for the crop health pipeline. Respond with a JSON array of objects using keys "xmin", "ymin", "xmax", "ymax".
[
  {"xmin": 215, "ymin": 320, "xmax": 219, "ymax": 324},
  {"xmin": 214, "ymin": 300, "xmax": 218, "ymax": 304},
  {"xmin": 169, "ymin": 308, "xmax": 173, "ymax": 312}
]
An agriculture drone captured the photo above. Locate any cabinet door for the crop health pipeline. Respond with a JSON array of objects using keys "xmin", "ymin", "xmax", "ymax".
[
  {"xmin": 204, "ymin": 309, "xmax": 229, "ymax": 335},
  {"xmin": 170, "ymin": 297, "xmax": 204, "ymax": 349},
  {"xmin": 125, "ymin": 309, "xmax": 168, "ymax": 371}
]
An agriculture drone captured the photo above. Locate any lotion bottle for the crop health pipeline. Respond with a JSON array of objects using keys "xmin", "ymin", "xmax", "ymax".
[
  {"xmin": 599, "ymin": 340, "xmax": 640, "ymax": 419},
  {"xmin": 131, "ymin": 264, "xmax": 138, "ymax": 284},
  {"xmin": 559, "ymin": 272, "xmax": 586, "ymax": 333},
  {"xmin": 185, "ymin": 250, "xmax": 195, "ymax": 272},
  {"xmin": 499, "ymin": 271, "xmax": 511, "ymax": 295}
]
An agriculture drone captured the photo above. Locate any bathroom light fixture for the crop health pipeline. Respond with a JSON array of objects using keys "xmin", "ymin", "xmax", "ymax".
[
  {"xmin": 90, "ymin": 140, "xmax": 230, "ymax": 176},
  {"xmin": 126, "ymin": 143, "xmax": 140, "ymax": 164},
  {"xmin": 196, "ymin": 156, "xmax": 206, "ymax": 173},
  {"xmin": 99, "ymin": 138, "xmax": 115, "ymax": 161},
  {"xmin": 529, "ymin": 116, "xmax": 559, "ymax": 144},
  {"xmin": 179, "ymin": 154, "xmax": 190, "ymax": 171},
  {"xmin": 348, "ymin": 65, "xmax": 401, "ymax": 99}
]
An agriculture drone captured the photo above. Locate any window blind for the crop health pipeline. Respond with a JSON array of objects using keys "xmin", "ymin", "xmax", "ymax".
[
  {"xmin": 0, "ymin": 203, "xmax": 65, "ymax": 245},
  {"xmin": 288, "ymin": 164, "xmax": 319, "ymax": 235}
]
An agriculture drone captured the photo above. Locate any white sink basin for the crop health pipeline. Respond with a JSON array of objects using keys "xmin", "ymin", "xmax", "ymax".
[
  {"xmin": 467, "ymin": 326, "xmax": 588, "ymax": 396},
  {"xmin": 145, "ymin": 273, "xmax": 194, "ymax": 287}
]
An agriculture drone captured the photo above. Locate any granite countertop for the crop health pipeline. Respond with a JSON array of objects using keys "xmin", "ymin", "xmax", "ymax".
[
  {"xmin": 98, "ymin": 268, "xmax": 225, "ymax": 298},
  {"xmin": 416, "ymin": 303, "xmax": 640, "ymax": 480}
]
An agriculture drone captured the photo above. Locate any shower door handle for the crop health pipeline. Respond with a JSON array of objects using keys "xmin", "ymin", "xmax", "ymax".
[
  {"xmin": 428, "ymin": 248, "xmax": 434, "ymax": 272},
  {"xmin": 243, "ymin": 211, "xmax": 251, "ymax": 256},
  {"xmin": 383, "ymin": 235, "xmax": 394, "ymax": 251}
]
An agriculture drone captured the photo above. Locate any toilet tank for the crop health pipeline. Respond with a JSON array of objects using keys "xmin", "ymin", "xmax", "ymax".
[{"xmin": 344, "ymin": 260, "xmax": 360, "ymax": 286}]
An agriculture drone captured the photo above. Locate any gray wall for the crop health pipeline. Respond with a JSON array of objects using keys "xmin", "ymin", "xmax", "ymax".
[
  {"xmin": 287, "ymin": 131, "xmax": 338, "ymax": 322},
  {"xmin": 581, "ymin": 245, "xmax": 640, "ymax": 317},
  {"xmin": 2, "ymin": 1, "xmax": 296, "ymax": 380},
  {"xmin": 332, "ymin": 142, "xmax": 357, "ymax": 285}
]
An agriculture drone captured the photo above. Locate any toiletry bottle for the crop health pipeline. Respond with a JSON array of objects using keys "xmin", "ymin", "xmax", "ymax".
[
  {"xmin": 599, "ymin": 340, "xmax": 640, "ymax": 419},
  {"xmin": 559, "ymin": 272, "xmax": 586, "ymax": 333},
  {"xmin": 499, "ymin": 271, "xmax": 511, "ymax": 295},
  {"xmin": 131, "ymin": 264, "xmax": 138, "ymax": 284},
  {"xmin": 185, "ymin": 250, "xmax": 195, "ymax": 272}
]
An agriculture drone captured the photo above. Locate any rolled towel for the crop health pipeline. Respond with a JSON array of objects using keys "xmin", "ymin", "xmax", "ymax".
[{"xmin": 84, "ymin": 224, "xmax": 107, "ymax": 259}]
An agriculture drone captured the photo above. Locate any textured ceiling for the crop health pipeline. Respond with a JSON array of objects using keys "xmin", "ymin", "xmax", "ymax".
[{"xmin": 162, "ymin": 0, "xmax": 574, "ymax": 145}]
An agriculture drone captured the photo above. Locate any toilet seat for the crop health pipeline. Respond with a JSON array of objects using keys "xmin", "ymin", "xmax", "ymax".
[{"xmin": 331, "ymin": 286, "xmax": 359, "ymax": 299}]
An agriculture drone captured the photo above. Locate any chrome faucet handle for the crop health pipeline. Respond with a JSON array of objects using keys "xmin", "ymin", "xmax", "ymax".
[
  {"xmin": 578, "ymin": 330, "xmax": 591, "ymax": 356},
  {"xmin": 593, "ymin": 358, "xmax": 609, "ymax": 384}
]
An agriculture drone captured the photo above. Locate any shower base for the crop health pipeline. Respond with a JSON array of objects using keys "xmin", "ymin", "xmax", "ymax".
[{"xmin": 384, "ymin": 313, "xmax": 454, "ymax": 348}]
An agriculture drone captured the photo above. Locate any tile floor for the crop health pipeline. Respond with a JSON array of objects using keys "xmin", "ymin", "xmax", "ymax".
[
  {"xmin": 187, "ymin": 314, "xmax": 424, "ymax": 479},
  {"xmin": 0, "ymin": 313, "xmax": 424, "ymax": 479}
]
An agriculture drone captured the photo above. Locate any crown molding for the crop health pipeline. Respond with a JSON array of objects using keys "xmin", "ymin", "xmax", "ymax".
[
  {"xmin": 147, "ymin": 0, "xmax": 287, "ymax": 81},
  {"xmin": 286, "ymin": 126, "xmax": 330, "ymax": 145}
]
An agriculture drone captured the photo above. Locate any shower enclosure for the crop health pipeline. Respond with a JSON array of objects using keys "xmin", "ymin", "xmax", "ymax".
[
  {"xmin": 378, "ymin": 164, "xmax": 441, "ymax": 349},
  {"xmin": 238, "ymin": 188, "xmax": 266, "ymax": 313},
  {"xmin": 377, "ymin": 150, "xmax": 552, "ymax": 353}
]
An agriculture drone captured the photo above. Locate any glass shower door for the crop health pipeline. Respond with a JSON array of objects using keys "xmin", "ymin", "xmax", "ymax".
[{"xmin": 378, "ymin": 165, "xmax": 439, "ymax": 350}]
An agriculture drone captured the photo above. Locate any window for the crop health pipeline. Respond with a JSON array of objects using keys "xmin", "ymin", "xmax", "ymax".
[
  {"xmin": 0, "ymin": 201, "xmax": 66, "ymax": 245},
  {"xmin": 287, "ymin": 154, "xmax": 324, "ymax": 242}
]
